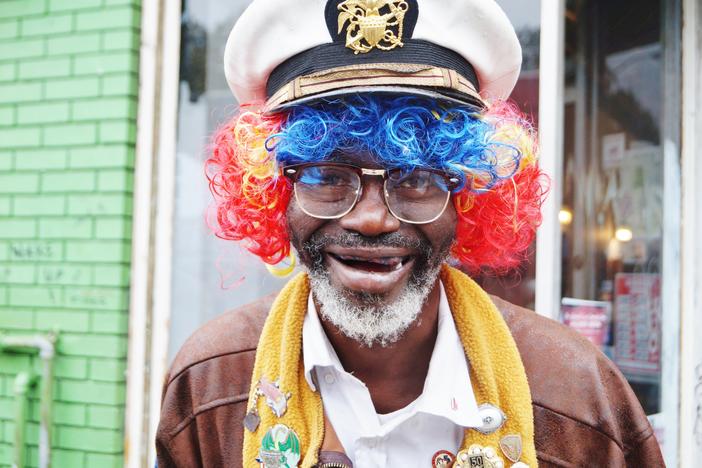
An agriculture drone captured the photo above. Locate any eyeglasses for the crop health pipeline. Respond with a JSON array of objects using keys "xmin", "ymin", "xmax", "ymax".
[{"xmin": 282, "ymin": 162, "xmax": 463, "ymax": 224}]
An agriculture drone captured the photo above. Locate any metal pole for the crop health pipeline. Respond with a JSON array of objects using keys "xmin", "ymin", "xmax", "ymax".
[
  {"xmin": 0, "ymin": 334, "xmax": 57, "ymax": 468},
  {"xmin": 12, "ymin": 372, "xmax": 35, "ymax": 468}
]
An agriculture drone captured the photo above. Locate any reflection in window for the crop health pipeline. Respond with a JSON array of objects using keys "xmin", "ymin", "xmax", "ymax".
[{"xmin": 560, "ymin": 0, "xmax": 678, "ymax": 422}]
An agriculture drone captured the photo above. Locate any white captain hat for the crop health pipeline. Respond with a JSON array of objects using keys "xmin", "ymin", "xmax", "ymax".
[{"xmin": 224, "ymin": 0, "xmax": 522, "ymax": 111}]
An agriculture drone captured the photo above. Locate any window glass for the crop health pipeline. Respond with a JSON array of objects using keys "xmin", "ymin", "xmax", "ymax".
[{"xmin": 560, "ymin": 0, "xmax": 680, "ymax": 459}]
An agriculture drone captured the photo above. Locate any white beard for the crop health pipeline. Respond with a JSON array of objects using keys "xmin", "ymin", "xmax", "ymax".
[{"xmin": 307, "ymin": 262, "xmax": 442, "ymax": 348}]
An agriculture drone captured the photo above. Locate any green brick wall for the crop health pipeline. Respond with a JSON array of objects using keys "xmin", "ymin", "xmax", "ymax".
[{"xmin": 0, "ymin": 0, "xmax": 140, "ymax": 466}]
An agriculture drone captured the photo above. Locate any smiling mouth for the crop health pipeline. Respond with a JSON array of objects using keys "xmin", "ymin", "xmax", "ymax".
[{"xmin": 327, "ymin": 253, "xmax": 412, "ymax": 273}]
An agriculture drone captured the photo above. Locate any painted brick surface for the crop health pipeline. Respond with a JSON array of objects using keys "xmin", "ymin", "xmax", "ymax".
[{"xmin": 0, "ymin": 1, "xmax": 140, "ymax": 466}]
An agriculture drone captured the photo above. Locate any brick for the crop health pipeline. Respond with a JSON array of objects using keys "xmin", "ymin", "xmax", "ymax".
[
  {"xmin": 0, "ymin": 173, "xmax": 39, "ymax": 193},
  {"xmin": 47, "ymin": 33, "xmax": 100, "ymax": 55},
  {"xmin": 0, "ymin": 308, "xmax": 33, "ymax": 329},
  {"xmin": 86, "ymin": 404, "xmax": 124, "ymax": 431},
  {"xmin": 95, "ymin": 217, "xmax": 131, "ymax": 241},
  {"xmin": 35, "ymin": 309, "xmax": 90, "ymax": 332},
  {"xmin": 101, "ymin": 73, "xmax": 138, "ymax": 97},
  {"xmin": 69, "ymin": 145, "xmax": 134, "ymax": 169},
  {"xmin": 0, "ymin": 354, "xmax": 32, "ymax": 374},
  {"xmin": 64, "ymin": 287, "xmax": 128, "ymax": 311},
  {"xmin": 73, "ymin": 97, "xmax": 134, "ymax": 121},
  {"xmin": 9, "ymin": 286, "xmax": 62, "ymax": 308},
  {"xmin": 0, "ymin": 286, "xmax": 6, "ymax": 305},
  {"xmin": 0, "ymin": 106, "xmax": 14, "ymax": 125},
  {"xmin": 18, "ymin": 57, "xmax": 71, "ymax": 80},
  {"xmin": 0, "ymin": 151, "xmax": 11, "ymax": 170},
  {"xmin": 53, "ymin": 357, "xmax": 88, "ymax": 380},
  {"xmin": 52, "ymin": 449, "xmax": 85, "ymax": 468},
  {"xmin": 58, "ymin": 426, "xmax": 122, "ymax": 453},
  {"xmin": 0, "ymin": 82, "xmax": 41, "ymax": 104},
  {"xmin": 0, "ymin": 152, "xmax": 11, "ymax": 171},
  {"xmin": 0, "ymin": 197, "xmax": 9, "ymax": 216},
  {"xmin": 17, "ymin": 102, "xmax": 69, "ymax": 125},
  {"xmin": 0, "ymin": 264, "xmax": 35, "ymax": 283},
  {"xmin": 7, "ymin": 241, "xmax": 63, "ymax": 262},
  {"xmin": 58, "ymin": 335, "xmax": 128, "ymax": 360},
  {"xmin": 13, "ymin": 195, "xmax": 65, "ymax": 216},
  {"xmin": 105, "ymin": 0, "xmax": 138, "ymax": 5},
  {"xmin": 66, "ymin": 240, "xmax": 130, "ymax": 263},
  {"xmin": 0, "ymin": 1, "xmax": 46, "ymax": 20},
  {"xmin": 21, "ymin": 14, "xmax": 72, "ymax": 37},
  {"xmin": 0, "ymin": 63, "xmax": 16, "ymax": 82},
  {"xmin": 0, "ymin": 38, "xmax": 44, "ymax": 61},
  {"xmin": 76, "ymin": 7, "xmax": 140, "ymax": 31},
  {"xmin": 67, "ymin": 194, "xmax": 131, "ymax": 216},
  {"xmin": 75, "ymin": 51, "xmax": 138, "ymax": 76},
  {"xmin": 93, "ymin": 264, "xmax": 130, "ymax": 287},
  {"xmin": 53, "ymin": 401, "xmax": 86, "ymax": 425},
  {"xmin": 15, "ymin": 149, "xmax": 67, "ymax": 170},
  {"xmin": 0, "ymin": 242, "xmax": 8, "ymax": 260},
  {"xmin": 0, "ymin": 397, "xmax": 12, "ymax": 418},
  {"xmin": 38, "ymin": 264, "xmax": 91, "ymax": 285},
  {"xmin": 103, "ymin": 30, "xmax": 139, "ymax": 52},
  {"xmin": 89, "ymin": 359, "xmax": 126, "ymax": 382},
  {"xmin": 44, "ymin": 123, "xmax": 97, "ymax": 146},
  {"xmin": 97, "ymin": 169, "xmax": 133, "ymax": 192},
  {"xmin": 0, "ymin": 20, "xmax": 19, "ymax": 39},
  {"xmin": 90, "ymin": 311, "xmax": 127, "ymax": 333},
  {"xmin": 86, "ymin": 453, "xmax": 122, "ymax": 467},
  {"xmin": 0, "ymin": 218, "xmax": 37, "ymax": 238},
  {"xmin": 39, "ymin": 217, "xmax": 92, "ymax": 239},
  {"xmin": 0, "ymin": 127, "xmax": 40, "ymax": 148},
  {"xmin": 45, "ymin": 78, "xmax": 100, "ymax": 100},
  {"xmin": 50, "ymin": 0, "xmax": 103, "ymax": 12},
  {"xmin": 99, "ymin": 121, "xmax": 136, "ymax": 144},
  {"xmin": 42, "ymin": 171, "xmax": 96, "ymax": 192}
]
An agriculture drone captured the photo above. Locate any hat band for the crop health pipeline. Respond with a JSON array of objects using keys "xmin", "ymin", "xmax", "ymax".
[
  {"xmin": 266, "ymin": 39, "xmax": 479, "ymax": 99},
  {"xmin": 266, "ymin": 63, "xmax": 483, "ymax": 110}
]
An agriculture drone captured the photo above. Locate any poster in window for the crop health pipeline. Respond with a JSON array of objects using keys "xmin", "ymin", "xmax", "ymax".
[
  {"xmin": 613, "ymin": 273, "xmax": 661, "ymax": 382},
  {"xmin": 560, "ymin": 298, "xmax": 611, "ymax": 348}
]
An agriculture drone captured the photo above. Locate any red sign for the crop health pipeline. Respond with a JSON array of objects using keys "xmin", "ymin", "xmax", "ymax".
[
  {"xmin": 561, "ymin": 298, "xmax": 611, "ymax": 348},
  {"xmin": 613, "ymin": 273, "xmax": 661, "ymax": 381}
]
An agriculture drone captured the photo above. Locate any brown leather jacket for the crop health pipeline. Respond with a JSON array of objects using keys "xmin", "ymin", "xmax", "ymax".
[{"xmin": 156, "ymin": 293, "xmax": 665, "ymax": 467}]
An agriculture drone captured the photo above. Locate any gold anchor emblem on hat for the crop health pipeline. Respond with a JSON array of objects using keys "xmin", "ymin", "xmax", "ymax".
[{"xmin": 337, "ymin": 0, "xmax": 409, "ymax": 54}]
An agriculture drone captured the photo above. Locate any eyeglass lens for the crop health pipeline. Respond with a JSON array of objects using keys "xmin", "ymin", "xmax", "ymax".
[{"xmin": 293, "ymin": 165, "xmax": 451, "ymax": 223}]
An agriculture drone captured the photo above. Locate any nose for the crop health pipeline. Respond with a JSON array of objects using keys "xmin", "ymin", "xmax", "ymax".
[{"xmin": 338, "ymin": 178, "xmax": 401, "ymax": 236}]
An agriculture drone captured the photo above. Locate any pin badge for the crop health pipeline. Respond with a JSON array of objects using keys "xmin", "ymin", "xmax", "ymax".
[
  {"xmin": 256, "ymin": 424, "xmax": 301, "ymax": 468},
  {"xmin": 243, "ymin": 407, "xmax": 261, "ymax": 433},
  {"xmin": 431, "ymin": 450, "xmax": 455, "ymax": 467},
  {"xmin": 499, "ymin": 435, "xmax": 523, "ymax": 463},
  {"xmin": 256, "ymin": 377, "xmax": 292, "ymax": 418},
  {"xmin": 475, "ymin": 403, "xmax": 507, "ymax": 435},
  {"xmin": 454, "ymin": 444, "xmax": 504, "ymax": 468}
]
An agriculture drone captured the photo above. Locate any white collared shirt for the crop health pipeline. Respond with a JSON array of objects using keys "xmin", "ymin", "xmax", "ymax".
[{"xmin": 302, "ymin": 282, "xmax": 482, "ymax": 467}]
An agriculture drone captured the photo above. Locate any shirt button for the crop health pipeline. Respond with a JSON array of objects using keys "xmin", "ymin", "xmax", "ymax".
[{"xmin": 324, "ymin": 372, "xmax": 335, "ymax": 384}]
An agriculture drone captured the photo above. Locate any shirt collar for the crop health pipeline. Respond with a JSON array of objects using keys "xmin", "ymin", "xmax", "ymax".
[{"xmin": 301, "ymin": 282, "xmax": 482, "ymax": 428}]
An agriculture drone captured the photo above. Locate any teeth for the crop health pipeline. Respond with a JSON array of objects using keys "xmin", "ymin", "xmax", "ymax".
[{"xmin": 337, "ymin": 255, "xmax": 403, "ymax": 266}]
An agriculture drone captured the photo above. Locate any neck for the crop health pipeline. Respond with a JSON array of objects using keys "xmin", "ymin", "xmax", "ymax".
[{"xmin": 316, "ymin": 278, "xmax": 441, "ymax": 414}]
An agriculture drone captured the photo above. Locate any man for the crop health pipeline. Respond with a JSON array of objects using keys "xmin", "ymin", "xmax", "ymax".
[{"xmin": 157, "ymin": 0, "xmax": 664, "ymax": 466}]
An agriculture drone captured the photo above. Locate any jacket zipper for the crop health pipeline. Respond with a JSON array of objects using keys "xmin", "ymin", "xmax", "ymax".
[{"xmin": 318, "ymin": 463, "xmax": 351, "ymax": 468}]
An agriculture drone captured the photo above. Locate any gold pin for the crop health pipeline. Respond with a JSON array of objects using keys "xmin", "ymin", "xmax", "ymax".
[
  {"xmin": 337, "ymin": 0, "xmax": 409, "ymax": 54},
  {"xmin": 499, "ymin": 435, "xmax": 523, "ymax": 463},
  {"xmin": 454, "ymin": 444, "xmax": 505, "ymax": 468}
]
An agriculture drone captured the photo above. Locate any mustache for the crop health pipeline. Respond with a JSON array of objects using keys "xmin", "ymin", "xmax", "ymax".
[{"xmin": 302, "ymin": 231, "xmax": 425, "ymax": 252}]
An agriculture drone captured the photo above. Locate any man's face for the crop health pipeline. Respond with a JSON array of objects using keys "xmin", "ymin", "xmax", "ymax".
[{"xmin": 286, "ymin": 154, "xmax": 458, "ymax": 346}]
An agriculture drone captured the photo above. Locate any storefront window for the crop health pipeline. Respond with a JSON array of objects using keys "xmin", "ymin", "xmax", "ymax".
[{"xmin": 560, "ymin": 0, "xmax": 680, "ymax": 460}]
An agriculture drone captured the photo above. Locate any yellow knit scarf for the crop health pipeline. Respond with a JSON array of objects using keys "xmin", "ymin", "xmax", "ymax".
[{"xmin": 242, "ymin": 265, "xmax": 537, "ymax": 467}]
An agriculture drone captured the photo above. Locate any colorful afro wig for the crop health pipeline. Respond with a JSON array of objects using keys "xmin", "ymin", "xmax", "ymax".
[{"xmin": 206, "ymin": 94, "xmax": 547, "ymax": 274}]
